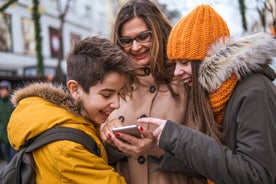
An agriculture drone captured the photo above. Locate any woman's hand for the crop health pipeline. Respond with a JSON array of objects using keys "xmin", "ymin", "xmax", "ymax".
[
  {"xmin": 100, "ymin": 118, "xmax": 123, "ymax": 147},
  {"xmin": 108, "ymin": 126, "xmax": 164, "ymax": 157},
  {"xmin": 137, "ymin": 117, "xmax": 167, "ymax": 144}
]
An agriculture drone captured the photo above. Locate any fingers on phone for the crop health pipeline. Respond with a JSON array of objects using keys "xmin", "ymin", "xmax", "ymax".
[
  {"xmin": 138, "ymin": 126, "xmax": 144, "ymax": 131},
  {"xmin": 114, "ymin": 133, "xmax": 121, "ymax": 137}
]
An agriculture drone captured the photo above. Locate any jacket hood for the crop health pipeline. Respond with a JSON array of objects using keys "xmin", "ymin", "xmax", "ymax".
[
  {"xmin": 8, "ymin": 82, "xmax": 93, "ymax": 149},
  {"xmin": 199, "ymin": 32, "xmax": 276, "ymax": 93},
  {"xmin": 11, "ymin": 82, "xmax": 79, "ymax": 115}
]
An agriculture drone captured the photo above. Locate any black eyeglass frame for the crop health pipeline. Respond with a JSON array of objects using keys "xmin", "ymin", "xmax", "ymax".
[{"xmin": 118, "ymin": 30, "xmax": 152, "ymax": 48}]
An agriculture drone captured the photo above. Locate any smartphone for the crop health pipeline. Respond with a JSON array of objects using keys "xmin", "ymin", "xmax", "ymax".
[{"xmin": 112, "ymin": 125, "xmax": 141, "ymax": 138}]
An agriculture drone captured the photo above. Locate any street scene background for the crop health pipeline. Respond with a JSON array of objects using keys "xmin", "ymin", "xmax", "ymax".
[{"xmin": 0, "ymin": 0, "xmax": 276, "ymax": 171}]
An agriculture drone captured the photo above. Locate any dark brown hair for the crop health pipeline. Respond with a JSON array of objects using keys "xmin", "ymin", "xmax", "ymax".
[
  {"xmin": 112, "ymin": 0, "xmax": 175, "ymax": 85},
  {"xmin": 183, "ymin": 61, "xmax": 223, "ymax": 142},
  {"xmin": 66, "ymin": 36, "xmax": 138, "ymax": 100}
]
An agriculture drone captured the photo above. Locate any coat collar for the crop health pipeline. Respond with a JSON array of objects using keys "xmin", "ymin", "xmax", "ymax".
[{"xmin": 199, "ymin": 32, "xmax": 276, "ymax": 93}]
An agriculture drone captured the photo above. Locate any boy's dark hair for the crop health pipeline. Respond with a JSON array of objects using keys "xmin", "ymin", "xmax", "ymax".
[{"xmin": 66, "ymin": 36, "xmax": 137, "ymax": 99}]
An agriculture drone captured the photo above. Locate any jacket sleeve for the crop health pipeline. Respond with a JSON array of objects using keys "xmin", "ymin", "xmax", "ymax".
[
  {"xmin": 148, "ymin": 152, "xmax": 204, "ymax": 178},
  {"xmin": 159, "ymin": 86, "xmax": 276, "ymax": 184}
]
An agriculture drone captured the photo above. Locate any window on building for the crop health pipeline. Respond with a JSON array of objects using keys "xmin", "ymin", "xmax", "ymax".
[
  {"xmin": 21, "ymin": 17, "xmax": 36, "ymax": 55},
  {"xmin": 0, "ymin": 13, "xmax": 12, "ymax": 52},
  {"xmin": 49, "ymin": 27, "xmax": 62, "ymax": 58}
]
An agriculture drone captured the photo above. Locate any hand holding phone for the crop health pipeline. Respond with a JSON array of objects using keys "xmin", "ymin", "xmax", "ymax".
[{"xmin": 112, "ymin": 125, "xmax": 141, "ymax": 138}]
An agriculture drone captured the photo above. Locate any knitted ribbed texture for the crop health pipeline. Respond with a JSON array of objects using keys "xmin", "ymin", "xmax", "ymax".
[
  {"xmin": 209, "ymin": 74, "xmax": 238, "ymax": 124},
  {"xmin": 167, "ymin": 5, "xmax": 230, "ymax": 61},
  {"xmin": 207, "ymin": 180, "xmax": 215, "ymax": 184}
]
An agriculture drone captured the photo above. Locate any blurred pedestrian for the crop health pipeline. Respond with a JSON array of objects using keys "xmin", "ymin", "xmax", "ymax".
[{"xmin": 0, "ymin": 80, "xmax": 16, "ymax": 163}]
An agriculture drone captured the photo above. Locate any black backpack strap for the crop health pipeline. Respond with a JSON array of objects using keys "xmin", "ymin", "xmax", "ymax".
[{"xmin": 25, "ymin": 126, "xmax": 101, "ymax": 157}]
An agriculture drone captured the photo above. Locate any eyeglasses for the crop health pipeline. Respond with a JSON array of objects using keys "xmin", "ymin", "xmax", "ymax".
[{"xmin": 118, "ymin": 30, "xmax": 152, "ymax": 48}]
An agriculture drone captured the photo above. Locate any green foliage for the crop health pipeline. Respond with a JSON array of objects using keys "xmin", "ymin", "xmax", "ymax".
[
  {"xmin": 32, "ymin": 0, "xmax": 44, "ymax": 77},
  {"xmin": 0, "ymin": 0, "xmax": 17, "ymax": 12},
  {"xmin": 238, "ymin": 0, "xmax": 248, "ymax": 32}
]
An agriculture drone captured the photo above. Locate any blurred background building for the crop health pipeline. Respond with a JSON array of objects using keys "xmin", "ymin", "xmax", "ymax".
[
  {"xmin": 1, "ymin": 0, "xmax": 275, "ymax": 169},
  {"xmin": 0, "ymin": 0, "xmax": 275, "ymax": 87},
  {"xmin": 0, "ymin": 0, "xmax": 121, "ymax": 85}
]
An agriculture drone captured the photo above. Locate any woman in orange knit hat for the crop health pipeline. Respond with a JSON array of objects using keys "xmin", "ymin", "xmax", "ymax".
[{"xmin": 134, "ymin": 4, "xmax": 276, "ymax": 184}]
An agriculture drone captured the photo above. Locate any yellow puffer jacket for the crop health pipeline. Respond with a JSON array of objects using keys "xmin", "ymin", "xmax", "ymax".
[{"xmin": 8, "ymin": 83, "xmax": 126, "ymax": 184}]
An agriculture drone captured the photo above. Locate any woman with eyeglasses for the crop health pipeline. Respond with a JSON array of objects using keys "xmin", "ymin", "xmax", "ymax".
[{"xmin": 100, "ymin": 0, "xmax": 206, "ymax": 184}]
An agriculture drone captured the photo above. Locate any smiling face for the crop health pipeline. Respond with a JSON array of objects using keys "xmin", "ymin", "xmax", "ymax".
[
  {"xmin": 120, "ymin": 17, "xmax": 152, "ymax": 66},
  {"xmin": 68, "ymin": 72, "xmax": 126, "ymax": 125},
  {"xmin": 174, "ymin": 60, "xmax": 193, "ymax": 87},
  {"xmin": 0, "ymin": 88, "xmax": 10, "ymax": 98}
]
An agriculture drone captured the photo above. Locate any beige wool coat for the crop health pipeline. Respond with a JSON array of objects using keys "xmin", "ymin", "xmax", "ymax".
[{"xmin": 106, "ymin": 67, "xmax": 206, "ymax": 184}]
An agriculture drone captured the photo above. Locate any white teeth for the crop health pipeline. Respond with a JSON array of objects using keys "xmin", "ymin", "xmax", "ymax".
[
  {"xmin": 102, "ymin": 110, "xmax": 111, "ymax": 115},
  {"xmin": 184, "ymin": 78, "xmax": 191, "ymax": 83}
]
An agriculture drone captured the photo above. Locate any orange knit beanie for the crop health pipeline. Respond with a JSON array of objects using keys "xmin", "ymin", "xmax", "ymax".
[{"xmin": 167, "ymin": 5, "xmax": 230, "ymax": 61}]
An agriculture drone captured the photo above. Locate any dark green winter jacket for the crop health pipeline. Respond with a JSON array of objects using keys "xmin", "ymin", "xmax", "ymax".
[{"xmin": 0, "ymin": 96, "xmax": 14, "ymax": 143}]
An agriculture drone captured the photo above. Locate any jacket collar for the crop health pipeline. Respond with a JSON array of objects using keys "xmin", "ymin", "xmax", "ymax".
[{"xmin": 199, "ymin": 32, "xmax": 276, "ymax": 93}]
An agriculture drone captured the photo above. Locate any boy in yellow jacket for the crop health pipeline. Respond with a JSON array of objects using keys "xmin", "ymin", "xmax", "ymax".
[{"xmin": 7, "ymin": 37, "xmax": 137, "ymax": 183}]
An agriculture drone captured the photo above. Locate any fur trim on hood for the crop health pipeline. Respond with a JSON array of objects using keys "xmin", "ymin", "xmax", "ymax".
[
  {"xmin": 199, "ymin": 32, "xmax": 276, "ymax": 93},
  {"xmin": 12, "ymin": 82, "xmax": 81, "ymax": 117}
]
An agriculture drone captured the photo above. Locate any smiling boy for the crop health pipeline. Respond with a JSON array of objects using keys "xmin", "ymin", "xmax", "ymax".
[{"xmin": 7, "ymin": 36, "xmax": 137, "ymax": 183}]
